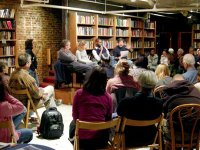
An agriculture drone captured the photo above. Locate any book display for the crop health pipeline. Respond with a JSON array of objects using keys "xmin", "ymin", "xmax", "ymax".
[
  {"xmin": 69, "ymin": 11, "xmax": 156, "ymax": 59},
  {"xmin": 0, "ymin": 8, "xmax": 16, "ymax": 75},
  {"xmin": 192, "ymin": 24, "xmax": 200, "ymax": 49}
]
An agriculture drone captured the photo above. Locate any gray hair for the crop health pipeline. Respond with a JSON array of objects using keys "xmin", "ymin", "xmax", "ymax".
[
  {"xmin": 178, "ymin": 48, "xmax": 184, "ymax": 54},
  {"xmin": 183, "ymin": 54, "xmax": 195, "ymax": 65},
  {"xmin": 18, "ymin": 53, "xmax": 31, "ymax": 67},
  {"xmin": 138, "ymin": 70, "xmax": 158, "ymax": 89}
]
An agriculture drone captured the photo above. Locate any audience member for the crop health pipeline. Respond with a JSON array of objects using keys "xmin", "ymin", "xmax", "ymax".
[
  {"xmin": 0, "ymin": 62, "xmax": 10, "ymax": 92},
  {"xmin": 162, "ymin": 74, "xmax": 200, "ymax": 142},
  {"xmin": 147, "ymin": 49, "xmax": 158, "ymax": 71},
  {"xmin": 76, "ymin": 40, "xmax": 96, "ymax": 65},
  {"xmin": 130, "ymin": 54, "xmax": 148, "ymax": 81},
  {"xmin": 173, "ymin": 48, "xmax": 184, "ymax": 75},
  {"xmin": 160, "ymin": 49, "xmax": 169, "ymax": 66},
  {"xmin": 117, "ymin": 70, "xmax": 163, "ymax": 147},
  {"xmin": 9, "ymin": 53, "xmax": 57, "ymax": 109},
  {"xmin": 106, "ymin": 59, "xmax": 139, "ymax": 94},
  {"xmin": 92, "ymin": 38, "xmax": 110, "ymax": 65},
  {"xmin": 182, "ymin": 53, "xmax": 198, "ymax": 84},
  {"xmin": 25, "ymin": 39, "xmax": 39, "ymax": 86},
  {"xmin": 189, "ymin": 46, "xmax": 195, "ymax": 55},
  {"xmin": 58, "ymin": 39, "xmax": 93, "ymax": 74},
  {"xmin": 69, "ymin": 67, "xmax": 112, "ymax": 149},
  {"xmin": 194, "ymin": 67, "xmax": 200, "ymax": 92},
  {"xmin": 155, "ymin": 64, "xmax": 172, "ymax": 87},
  {"xmin": 0, "ymin": 76, "xmax": 33, "ymax": 143},
  {"xmin": 162, "ymin": 74, "xmax": 200, "ymax": 116}
]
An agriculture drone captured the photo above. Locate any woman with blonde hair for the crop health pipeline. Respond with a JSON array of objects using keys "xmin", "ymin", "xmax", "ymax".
[
  {"xmin": 155, "ymin": 64, "xmax": 172, "ymax": 87},
  {"xmin": 106, "ymin": 59, "xmax": 140, "ymax": 94}
]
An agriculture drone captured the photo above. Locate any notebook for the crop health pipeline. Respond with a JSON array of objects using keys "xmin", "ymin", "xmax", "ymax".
[{"xmin": 120, "ymin": 50, "xmax": 129, "ymax": 58}]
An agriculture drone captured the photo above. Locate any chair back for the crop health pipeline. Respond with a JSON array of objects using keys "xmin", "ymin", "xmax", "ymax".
[
  {"xmin": 166, "ymin": 104, "xmax": 200, "ymax": 150},
  {"xmin": 74, "ymin": 117, "xmax": 121, "ymax": 150},
  {"xmin": 10, "ymin": 89, "xmax": 40, "ymax": 128},
  {"xmin": 153, "ymin": 85, "xmax": 166, "ymax": 99},
  {"xmin": 120, "ymin": 114, "xmax": 164, "ymax": 150},
  {"xmin": 0, "ymin": 119, "xmax": 17, "ymax": 143}
]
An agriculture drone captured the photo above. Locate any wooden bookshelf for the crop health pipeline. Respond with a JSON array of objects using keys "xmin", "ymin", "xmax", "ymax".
[
  {"xmin": 68, "ymin": 11, "xmax": 156, "ymax": 59},
  {"xmin": 192, "ymin": 24, "xmax": 200, "ymax": 49},
  {"xmin": 0, "ymin": 8, "xmax": 16, "ymax": 75}
]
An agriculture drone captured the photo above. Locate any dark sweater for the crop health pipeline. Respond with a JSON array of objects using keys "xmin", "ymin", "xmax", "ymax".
[{"xmin": 26, "ymin": 49, "xmax": 37, "ymax": 71}]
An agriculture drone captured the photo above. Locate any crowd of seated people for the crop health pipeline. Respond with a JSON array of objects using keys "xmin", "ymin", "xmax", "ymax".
[{"xmin": 2, "ymin": 36, "xmax": 200, "ymax": 149}]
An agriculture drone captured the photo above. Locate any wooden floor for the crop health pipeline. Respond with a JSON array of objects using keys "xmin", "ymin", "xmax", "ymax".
[{"xmin": 55, "ymin": 83, "xmax": 82, "ymax": 105}]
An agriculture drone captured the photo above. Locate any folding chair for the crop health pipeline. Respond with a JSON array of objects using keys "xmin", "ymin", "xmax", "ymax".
[
  {"xmin": 164, "ymin": 104, "xmax": 200, "ymax": 150},
  {"xmin": 74, "ymin": 117, "xmax": 121, "ymax": 150},
  {"xmin": 120, "ymin": 114, "xmax": 164, "ymax": 150},
  {"xmin": 0, "ymin": 119, "xmax": 17, "ymax": 143},
  {"xmin": 10, "ymin": 89, "xmax": 40, "ymax": 128}
]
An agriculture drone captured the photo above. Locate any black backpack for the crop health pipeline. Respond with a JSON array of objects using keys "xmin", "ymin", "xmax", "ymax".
[{"xmin": 39, "ymin": 107, "xmax": 64, "ymax": 139}]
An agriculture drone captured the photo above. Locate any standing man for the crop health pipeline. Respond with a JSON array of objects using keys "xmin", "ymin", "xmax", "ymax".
[{"xmin": 25, "ymin": 39, "xmax": 39, "ymax": 86}]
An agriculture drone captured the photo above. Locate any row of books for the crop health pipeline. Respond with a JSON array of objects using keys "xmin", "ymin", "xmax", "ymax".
[
  {"xmin": 116, "ymin": 19, "xmax": 129, "ymax": 27},
  {"xmin": 131, "ymin": 41, "xmax": 143, "ymax": 48},
  {"xmin": 0, "ymin": 20, "xmax": 16, "ymax": 29},
  {"xmin": 143, "ymin": 31, "xmax": 154, "ymax": 37},
  {"xmin": 131, "ymin": 20, "xmax": 143, "ymax": 28},
  {"xmin": 98, "ymin": 28, "xmax": 113, "ymax": 36},
  {"xmin": 128, "ymin": 51, "xmax": 139, "ymax": 59},
  {"xmin": 193, "ymin": 24, "xmax": 200, "ymax": 30},
  {"xmin": 194, "ymin": 33, "xmax": 200, "ymax": 39},
  {"xmin": 0, "ymin": 57, "xmax": 15, "ymax": 67},
  {"xmin": 144, "ymin": 41, "xmax": 155, "ymax": 47},
  {"xmin": 77, "ymin": 27, "xmax": 94, "ymax": 36},
  {"xmin": 102, "ymin": 40, "xmax": 114, "ymax": 49},
  {"xmin": 77, "ymin": 15, "xmax": 95, "ymax": 24},
  {"xmin": 98, "ymin": 17, "xmax": 114, "ymax": 26},
  {"xmin": 116, "ymin": 29, "xmax": 128, "ymax": 36},
  {"xmin": 0, "ymin": 46, "xmax": 15, "ymax": 56},
  {"xmin": 78, "ymin": 40, "xmax": 94, "ymax": 49},
  {"xmin": 0, "ymin": 9, "xmax": 15, "ymax": 18},
  {"xmin": 0, "ymin": 31, "xmax": 15, "ymax": 40},
  {"xmin": 193, "ymin": 42, "xmax": 198, "ymax": 49},
  {"xmin": 144, "ymin": 22, "xmax": 155, "ymax": 29},
  {"xmin": 132, "ymin": 29, "xmax": 143, "ymax": 37}
]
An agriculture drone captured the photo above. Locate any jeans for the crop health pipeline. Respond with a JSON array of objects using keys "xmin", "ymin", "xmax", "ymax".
[
  {"xmin": 17, "ymin": 128, "xmax": 33, "ymax": 144},
  {"xmin": 13, "ymin": 106, "xmax": 27, "ymax": 129},
  {"xmin": 28, "ymin": 69, "xmax": 39, "ymax": 86}
]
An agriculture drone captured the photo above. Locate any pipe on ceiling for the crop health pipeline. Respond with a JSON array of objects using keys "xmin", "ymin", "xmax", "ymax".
[
  {"xmin": 24, "ymin": 0, "xmax": 49, "ymax": 3},
  {"xmin": 20, "ymin": 1, "xmax": 146, "ymax": 19}
]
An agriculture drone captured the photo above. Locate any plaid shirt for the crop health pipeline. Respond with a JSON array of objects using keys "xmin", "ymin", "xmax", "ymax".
[{"xmin": 9, "ymin": 68, "xmax": 42, "ymax": 106}]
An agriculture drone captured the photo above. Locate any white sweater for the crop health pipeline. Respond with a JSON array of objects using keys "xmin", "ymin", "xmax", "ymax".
[{"xmin": 76, "ymin": 49, "xmax": 92, "ymax": 64}]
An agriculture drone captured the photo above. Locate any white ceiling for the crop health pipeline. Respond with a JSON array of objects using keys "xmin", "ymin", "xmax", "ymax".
[{"xmin": 107, "ymin": 0, "xmax": 200, "ymax": 9}]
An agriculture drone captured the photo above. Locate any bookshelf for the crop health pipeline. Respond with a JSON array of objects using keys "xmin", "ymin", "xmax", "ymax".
[
  {"xmin": 0, "ymin": 8, "xmax": 16, "ymax": 75},
  {"xmin": 68, "ymin": 11, "xmax": 156, "ymax": 59},
  {"xmin": 192, "ymin": 24, "xmax": 200, "ymax": 49}
]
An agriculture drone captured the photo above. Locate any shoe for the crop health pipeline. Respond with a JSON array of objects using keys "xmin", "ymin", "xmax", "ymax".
[{"xmin": 55, "ymin": 99, "xmax": 62, "ymax": 106}]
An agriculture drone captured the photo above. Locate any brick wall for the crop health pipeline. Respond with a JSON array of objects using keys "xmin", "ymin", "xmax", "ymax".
[{"xmin": 0, "ymin": 0, "xmax": 62, "ymax": 82}]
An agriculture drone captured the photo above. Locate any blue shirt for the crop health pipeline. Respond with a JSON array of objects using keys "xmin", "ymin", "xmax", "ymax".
[{"xmin": 182, "ymin": 67, "xmax": 198, "ymax": 84}]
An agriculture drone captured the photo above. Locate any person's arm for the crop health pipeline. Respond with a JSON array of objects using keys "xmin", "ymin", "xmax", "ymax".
[
  {"xmin": 76, "ymin": 50, "xmax": 90, "ymax": 64},
  {"xmin": 152, "ymin": 55, "xmax": 158, "ymax": 66},
  {"xmin": 101, "ymin": 48, "xmax": 110, "ymax": 60},
  {"xmin": 72, "ymin": 90, "xmax": 80, "ymax": 121},
  {"xmin": 59, "ymin": 50, "xmax": 75, "ymax": 63},
  {"xmin": 106, "ymin": 79, "xmax": 112, "ymax": 94},
  {"xmin": 0, "ymin": 93, "xmax": 24, "ymax": 117},
  {"xmin": 92, "ymin": 49, "xmax": 101, "ymax": 62}
]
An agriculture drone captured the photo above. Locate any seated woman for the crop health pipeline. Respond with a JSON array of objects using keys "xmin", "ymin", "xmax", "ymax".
[
  {"xmin": 70, "ymin": 67, "xmax": 112, "ymax": 149},
  {"xmin": 117, "ymin": 70, "xmax": 163, "ymax": 147},
  {"xmin": 106, "ymin": 60, "xmax": 140, "ymax": 112},
  {"xmin": 0, "ymin": 76, "xmax": 33, "ymax": 143},
  {"xmin": 155, "ymin": 64, "xmax": 172, "ymax": 87},
  {"xmin": 76, "ymin": 40, "xmax": 96, "ymax": 65}
]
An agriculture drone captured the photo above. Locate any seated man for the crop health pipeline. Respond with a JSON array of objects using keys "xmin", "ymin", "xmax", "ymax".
[
  {"xmin": 147, "ymin": 49, "xmax": 158, "ymax": 71},
  {"xmin": 92, "ymin": 38, "xmax": 110, "ymax": 65},
  {"xmin": 58, "ymin": 39, "xmax": 94, "ymax": 74},
  {"xmin": 162, "ymin": 74, "xmax": 200, "ymax": 142},
  {"xmin": 9, "ymin": 53, "xmax": 57, "ymax": 109},
  {"xmin": 182, "ymin": 53, "xmax": 198, "ymax": 84},
  {"xmin": 117, "ymin": 70, "xmax": 163, "ymax": 147}
]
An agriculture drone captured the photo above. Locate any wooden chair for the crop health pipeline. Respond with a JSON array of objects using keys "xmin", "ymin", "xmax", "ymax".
[
  {"xmin": 74, "ymin": 117, "xmax": 121, "ymax": 150},
  {"xmin": 164, "ymin": 104, "xmax": 200, "ymax": 150},
  {"xmin": 0, "ymin": 119, "xmax": 17, "ymax": 143},
  {"xmin": 120, "ymin": 114, "xmax": 164, "ymax": 150},
  {"xmin": 153, "ymin": 85, "xmax": 166, "ymax": 99},
  {"xmin": 10, "ymin": 89, "xmax": 40, "ymax": 128}
]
